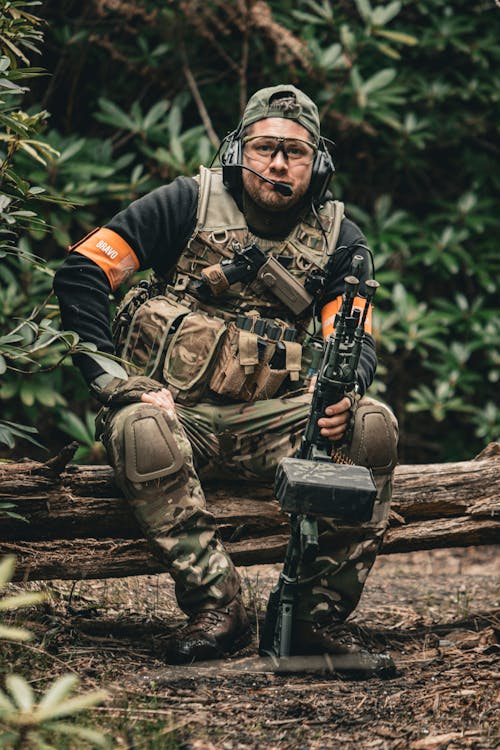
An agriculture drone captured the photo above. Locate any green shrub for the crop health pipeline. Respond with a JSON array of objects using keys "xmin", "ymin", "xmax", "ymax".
[
  {"xmin": 0, "ymin": 556, "xmax": 109, "ymax": 749},
  {"xmin": 3, "ymin": 0, "xmax": 499, "ymax": 461}
]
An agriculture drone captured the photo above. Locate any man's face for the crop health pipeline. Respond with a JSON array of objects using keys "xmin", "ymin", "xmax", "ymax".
[{"xmin": 241, "ymin": 118, "xmax": 315, "ymax": 211}]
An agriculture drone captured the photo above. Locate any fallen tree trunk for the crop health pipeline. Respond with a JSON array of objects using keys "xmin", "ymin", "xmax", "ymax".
[{"xmin": 0, "ymin": 443, "xmax": 498, "ymax": 582}]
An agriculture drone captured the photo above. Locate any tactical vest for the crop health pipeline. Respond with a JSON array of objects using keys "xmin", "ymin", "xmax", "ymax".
[
  {"xmin": 114, "ymin": 167, "xmax": 344, "ymax": 405},
  {"xmin": 173, "ymin": 167, "xmax": 344, "ymax": 321}
]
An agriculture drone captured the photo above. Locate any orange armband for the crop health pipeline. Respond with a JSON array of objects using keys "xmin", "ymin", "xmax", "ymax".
[
  {"xmin": 321, "ymin": 295, "xmax": 373, "ymax": 338},
  {"xmin": 68, "ymin": 227, "xmax": 140, "ymax": 290}
]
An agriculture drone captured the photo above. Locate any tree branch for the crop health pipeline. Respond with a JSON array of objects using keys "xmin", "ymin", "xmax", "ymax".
[{"xmin": 180, "ymin": 42, "xmax": 220, "ymax": 149}]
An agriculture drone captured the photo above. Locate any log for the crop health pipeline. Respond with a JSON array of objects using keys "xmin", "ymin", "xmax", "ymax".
[{"xmin": 0, "ymin": 443, "xmax": 498, "ymax": 582}]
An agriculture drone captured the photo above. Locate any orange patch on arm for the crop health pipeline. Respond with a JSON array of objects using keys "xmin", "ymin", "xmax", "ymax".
[
  {"xmin": 321, "ymin": 295, "xmax": 373, "ymax": 338},
  {"xmin": 68, "ymin": 227, "xmax": 140, "ymax": 290}
]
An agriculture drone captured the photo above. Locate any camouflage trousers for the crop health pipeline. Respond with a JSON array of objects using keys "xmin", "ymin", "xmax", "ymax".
[{"xmin": 101, "ymin": 391, "xmax": 398, "ymax": 621}]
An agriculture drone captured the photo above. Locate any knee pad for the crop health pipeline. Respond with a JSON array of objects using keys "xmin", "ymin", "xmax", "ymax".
[
  {"xmin": 123, "ymin": 406, "xmax": 184, "ymax": 483},
  {"xmin": 349, "ymin": 398, "xmax": 398, "ymax": 475}
]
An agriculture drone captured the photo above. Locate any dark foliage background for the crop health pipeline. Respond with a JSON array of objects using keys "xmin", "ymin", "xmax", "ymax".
[{"xmin": 1, "ymin": 0, "xmax": 499, "ymax": 464}]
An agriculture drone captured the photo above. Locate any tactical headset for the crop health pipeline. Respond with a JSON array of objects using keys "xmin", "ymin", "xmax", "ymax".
[{"xmin": 219, "ymin": 125, "xmax": 336, "ymax": 205}]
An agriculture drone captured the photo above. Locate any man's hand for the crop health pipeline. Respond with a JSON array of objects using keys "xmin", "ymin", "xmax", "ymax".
[
  {"xmin": 317, "ymin": 396, "xmax": 352, "ymax": 442},
  {"xmin": 90, "ymin": 374, "xmax": 165, "ymax": 406},
  {"xmin": 141, "ymin": 387, "xmax": 176, "ymax": 419}
]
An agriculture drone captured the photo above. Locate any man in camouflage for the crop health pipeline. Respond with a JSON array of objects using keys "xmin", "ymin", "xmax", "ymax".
[{"xmin": 54, "ymin": 84, "xmax": 398, "ymax": 665}]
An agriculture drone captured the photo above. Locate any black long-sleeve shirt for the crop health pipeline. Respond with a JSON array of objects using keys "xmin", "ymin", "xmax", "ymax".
[{"xmin": 54, "ymin": 176, "xmax": 377, "ymax": 393}]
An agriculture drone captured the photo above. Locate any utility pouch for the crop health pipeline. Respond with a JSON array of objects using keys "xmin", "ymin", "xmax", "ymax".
[
  {"xmin": 252, "ymin": 339, "xmax": 302, "ymax": 400},
  {"xmin": 200, "ymin": 263, "xmax": 230, "ymax": 295},
  {"xmin": 118, "ymin": 296, "xmax": 191, "ymax": 379},
  {"xmin": 256, "ymin": 256, "xmax": 314, "ymax": 316},
  {"xmin": 209, "ymin": 322, "xmax": 261, "ymax": 401},
  {"xmin": 163, "ymin": 311, "xmax": 226, "ymax": 405},
  {"xmin": 209, "ymin": 321, "xmax": 303, "ymax": 402}
]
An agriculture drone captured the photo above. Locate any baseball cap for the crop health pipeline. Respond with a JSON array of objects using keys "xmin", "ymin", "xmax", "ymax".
[{"xmin": 241, "ymin": 84, "xmax": 320, "ymax": 144}]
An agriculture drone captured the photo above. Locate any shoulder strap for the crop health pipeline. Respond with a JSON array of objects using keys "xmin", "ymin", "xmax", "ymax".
[
  {"xmin": 196, "ymin": 167, "xmax": 247, "ymax": 233},
  {"xmin": 196, "ymin": 165, "xmax": 213, "ymax": 229},
  {"xmin": 285, "ymin": 199, "xmax": 345, "ymax": 271},
  {"xmin": 321, "ymin": 199, "xmax": 345, "ymax": 259}
]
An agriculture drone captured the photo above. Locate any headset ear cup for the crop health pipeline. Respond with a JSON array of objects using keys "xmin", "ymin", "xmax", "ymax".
[
  {"xmin": 221, "ymin": 132, "xmax": 243, "ymax": 198},
  {"xmin": 309, "ymin": 145, "xmax": 335, "ymax": 203}
]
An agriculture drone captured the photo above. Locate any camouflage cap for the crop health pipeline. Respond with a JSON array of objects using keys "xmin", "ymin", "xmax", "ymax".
[{"xmin": 241, "ymin": 84, "xmax": 320, "ymax": 144}]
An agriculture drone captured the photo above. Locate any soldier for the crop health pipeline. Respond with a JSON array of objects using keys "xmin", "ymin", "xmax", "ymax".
[{"xmin": 54, "ymin": 85, "xmax": 398, "ymax": 665}]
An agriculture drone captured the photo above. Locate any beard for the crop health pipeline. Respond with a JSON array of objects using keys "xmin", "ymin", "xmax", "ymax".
[
  {"xmin": 242, "ymin": 184, "xmax": 311, "ymax": 239},
  {"xmin": 241, "ymin": 171, "xmax": 309, "ymax": 212}
]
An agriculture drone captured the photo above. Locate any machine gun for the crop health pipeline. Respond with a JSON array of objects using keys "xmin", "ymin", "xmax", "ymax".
[
  {"xmin": 193, "ymin": 242, "xmax": 319, "ymax": 316},
  {"xmin": 259, "ymin": 256, "xmax": 380, "ymax": 658}
]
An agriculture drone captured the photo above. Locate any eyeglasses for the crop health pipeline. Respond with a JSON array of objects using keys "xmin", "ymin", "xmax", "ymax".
[{"xmin": 242, "ymin": 135, "xmax": 317, "ymax": 166}]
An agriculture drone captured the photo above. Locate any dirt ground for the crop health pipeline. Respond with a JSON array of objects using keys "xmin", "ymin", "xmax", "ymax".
[{"xmin": 4, "ymin": 545, "xmax": 500, "ymax": 749}]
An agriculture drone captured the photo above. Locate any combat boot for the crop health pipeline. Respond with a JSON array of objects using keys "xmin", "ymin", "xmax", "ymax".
[
  {"xmin": 291, "ymin": 620, "xmax": 396, "ymax": 676},
  {"xmin": 164, "ymin": 594, "xmax": 251, "ymax": 664}
]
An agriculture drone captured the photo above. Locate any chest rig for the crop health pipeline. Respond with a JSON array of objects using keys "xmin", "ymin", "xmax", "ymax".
[
  {"xmin": 173, "ymin": 167, "xmax": 344, "ymax": 325},
  {"xmin": 114, "ymin": 168, "xmax": 344, "ymax": 405}
]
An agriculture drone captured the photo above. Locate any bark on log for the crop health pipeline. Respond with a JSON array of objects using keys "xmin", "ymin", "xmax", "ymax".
[{"xmin": 0, "ymin": 443, "xmax": 498, "ymax": 582}]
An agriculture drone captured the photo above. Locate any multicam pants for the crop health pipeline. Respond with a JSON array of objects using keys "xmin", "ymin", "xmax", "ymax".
[{"xmin": 101, "ymin": 391, "xmax": 398, "ymax": 621}]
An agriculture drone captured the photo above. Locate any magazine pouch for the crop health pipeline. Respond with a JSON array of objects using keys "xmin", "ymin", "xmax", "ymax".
[
  {"xmin": 252, "ymin": 340, "xmax": 302, "ymax": 400},
  {"xmin": 209, "ymin": 322, "xmax": 261, "ymax": 401},
  {"xmin": 209, "ymin": 321, "xmax": 302, "ymax": 402}
]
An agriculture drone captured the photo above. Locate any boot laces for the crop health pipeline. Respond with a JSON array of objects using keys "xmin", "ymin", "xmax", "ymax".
[
  {"xmin": 315, "ymin": 621, "xmax": 362, "ymax": 648},
  {"xmin": 182, "ymin": 608, "xmax": 227, "ymax": 635}
]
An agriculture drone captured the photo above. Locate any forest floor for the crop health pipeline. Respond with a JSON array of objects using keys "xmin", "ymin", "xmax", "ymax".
[{"xmin": 2, "ymin": 545, "xmax": 499, "ymax": 749}]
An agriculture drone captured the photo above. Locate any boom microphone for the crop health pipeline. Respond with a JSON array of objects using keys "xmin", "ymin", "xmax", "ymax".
[{"xmin": 236, "ymin": 163, "xmax": 293, "ymax": 197}]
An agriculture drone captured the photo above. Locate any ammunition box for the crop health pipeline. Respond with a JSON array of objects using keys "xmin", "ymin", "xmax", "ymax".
[{"xmin": 275, "ymin": 458, "xmax": 377, "ymax": 522}]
